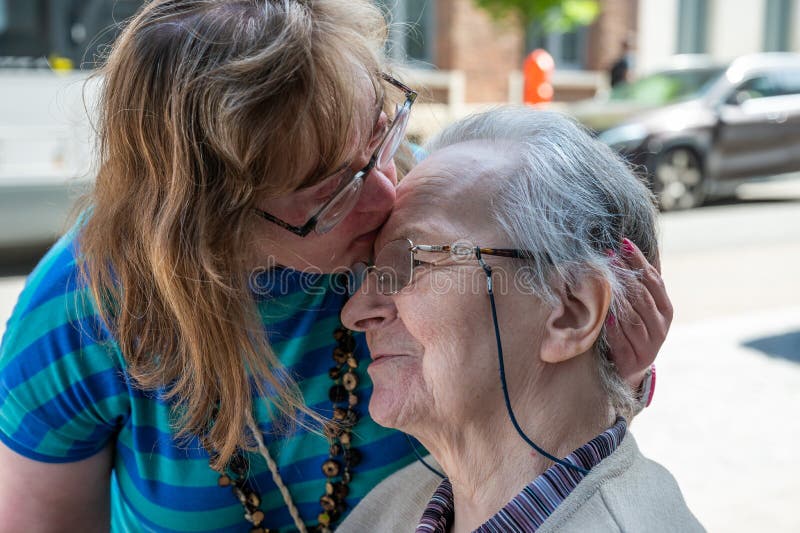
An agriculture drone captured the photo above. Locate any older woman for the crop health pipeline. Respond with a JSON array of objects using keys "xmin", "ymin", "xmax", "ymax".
[{"xmin": 339, "ymin": 107, "xmax": 702, "ymax": 532}]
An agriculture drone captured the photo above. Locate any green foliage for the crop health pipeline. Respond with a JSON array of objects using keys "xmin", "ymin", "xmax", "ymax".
[{"xmin": 473, "ymin": 0, "xmax": 600, "ymax": 31}]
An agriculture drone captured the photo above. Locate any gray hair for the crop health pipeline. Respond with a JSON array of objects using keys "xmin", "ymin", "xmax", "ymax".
[{"xmin": 426, "ymin": 106, "xmax": 659, "ymax": 419}]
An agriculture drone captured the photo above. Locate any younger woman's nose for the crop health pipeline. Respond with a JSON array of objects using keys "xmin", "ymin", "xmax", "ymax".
[{"xmin": 353, "ymin": 163, "xmax": 396, "ymax": 216}]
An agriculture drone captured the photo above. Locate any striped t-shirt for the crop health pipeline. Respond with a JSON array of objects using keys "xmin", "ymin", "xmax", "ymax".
[{"xmin": 0, "ymin": 230, "xmax": 417, "ymax": 532}]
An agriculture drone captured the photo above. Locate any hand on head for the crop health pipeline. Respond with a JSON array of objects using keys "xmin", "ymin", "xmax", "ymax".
[{"xmin": 605, "ymin": 238, "xmax": 672, "ymax": 391}]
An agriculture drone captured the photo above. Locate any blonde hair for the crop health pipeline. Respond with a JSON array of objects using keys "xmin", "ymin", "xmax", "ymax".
[{"xmin": 79, "ymin": 0, "xmax": 387, "ymax": 470}]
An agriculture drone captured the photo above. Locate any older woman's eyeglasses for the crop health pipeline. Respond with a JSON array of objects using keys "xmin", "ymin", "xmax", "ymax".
[
  {"xmin": 352, "ymin": 237, "xmax": 534, "ymax": 295},
  {"xmin": 255, "ymin": 74, "xmax": 417, "ymax": 237}
]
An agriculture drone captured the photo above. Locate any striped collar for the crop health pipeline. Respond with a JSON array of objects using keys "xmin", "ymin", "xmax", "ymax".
[{"xmin": 416, "ymin": 417, "xmax": 627, "ymax": 533}]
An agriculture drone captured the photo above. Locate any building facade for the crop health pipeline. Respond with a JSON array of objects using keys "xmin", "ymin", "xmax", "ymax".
[
  {"xmin": 390, "ymin": 0, "xmax": 800, "ymax": 104},
  {"xmin": 638, "ymin": 0, "xmax": 800, "ymax": 73}
]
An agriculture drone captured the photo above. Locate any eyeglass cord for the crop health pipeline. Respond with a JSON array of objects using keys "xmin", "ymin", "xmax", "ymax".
[
  {"xmin": 405, "ymin": 433, "xmax": 446, "ymax": 479},
  {"xmin": 476, "ymin": 251, "xmax": 590, "ymax": 477}
]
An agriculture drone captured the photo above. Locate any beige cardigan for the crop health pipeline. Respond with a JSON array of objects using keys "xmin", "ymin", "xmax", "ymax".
[{"xmin": 339, "ymin": 433, "xmax": 704, "ymax": 532}]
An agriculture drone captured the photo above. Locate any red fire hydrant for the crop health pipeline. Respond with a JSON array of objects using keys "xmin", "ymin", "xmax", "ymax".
[{"xmin": 523, "ymin": 49, "xmax": 555, "ymax": 105}]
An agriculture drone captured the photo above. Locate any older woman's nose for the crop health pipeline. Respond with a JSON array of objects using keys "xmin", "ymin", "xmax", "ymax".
[{"xmin": 341, "ymin": 273, "xmax": 396, "ymax": 332}]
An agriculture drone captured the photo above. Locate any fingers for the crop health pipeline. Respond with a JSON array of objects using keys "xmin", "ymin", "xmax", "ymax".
[
  {"xmin": 605, "ymin": 237, "xmax": 674, "ymax": 391},
  {"xmin": 621, "ymin": 275, "xmax": 666, "ymax": 361},
  {"xmin": 621, "ymin": 239, "xmax": 670, "ymax": 315},
  {"xmin": 605, "ymin": 312, "xmax": 644, "ymax": 384},
  {"xmin": 621, "ymin": 238, "xmax": 674, "ymax": 325},
  {"xmin": 621, "ymin": 236, "xmax": 661, "ymax": 273},
  {"xmin": 615, "ymin": 304, "xmax": 658, "ymax": 387}
]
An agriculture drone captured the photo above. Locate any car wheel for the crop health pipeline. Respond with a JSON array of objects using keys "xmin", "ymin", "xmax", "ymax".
[{"xmin": 653, "ymin": 147, "xmax": 705, "ymax": 210}]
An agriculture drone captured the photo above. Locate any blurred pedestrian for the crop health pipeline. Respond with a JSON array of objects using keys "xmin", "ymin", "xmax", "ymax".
[{"xmin": 609, "ymin": 35, "xmax": 636, "ymax": 88}]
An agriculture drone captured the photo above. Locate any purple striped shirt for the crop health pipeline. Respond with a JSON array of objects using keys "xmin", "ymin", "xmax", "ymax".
[{"xmin": 416, "ymin": 417, "xmax": 627, "ymax": 533}]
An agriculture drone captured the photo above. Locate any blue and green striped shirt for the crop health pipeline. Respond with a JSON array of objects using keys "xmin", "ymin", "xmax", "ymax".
[{"xmin": 0, "ymin": 230, "xmax": 417, "ymax": 532}]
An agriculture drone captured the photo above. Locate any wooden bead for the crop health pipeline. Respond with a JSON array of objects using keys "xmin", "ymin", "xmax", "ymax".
[
  {"xmin": 344, "ymin": 448, "xmax": 362, "ymax": 467},
  {"xmin": 332, "ymin": 348, "xmax": 349, "ymax": 364},
  {"xmin": 346, "ymin": 356, "xmax": 358, "ymax": 369},
  {"xmin": 338, "ymin": 335, "xmax": 356, "ymax": 352},
  {"xmin": 333, "ymin": 407, "xmax": 347, "ymax": 420},
  {"xmin": 339, "ymin": 431, "xmax": 351, "ymax": 445},
  {"xmin": 322, "ymin": 459, "xmax": 341, "ymax": 477},
  {"xmin": 218, "ymin": 474, "xmax": 232, "ymax": 487},
  {"xmin": 324, "ymin": 422, "xmax": 342, "ymax": 439},
  {"xmin": 232, "ymin": 486, "xmax": 247, "ymax": 504},
  {"xmin": 348, "ymin": 393, "xmax": 358, "ymax": 406},
  {"xmin": 320, "ymin": 494, "xmax": 336, "ymax": 511},
  {"xmin": 328, "ymin": 384, "xmax": 347, "ymax": 403},
  {"xmin": 250, "ymin": 510, "xmax": 265, "ymax": 524},
  {"xmin": 341, "ymin": 410, "xmax": 358, "ymax": 428},
  {"xmin": 230, "ymin": 453, "xmax": 248, "ymax": 476},
  {"xmin": 247, "ymin": 492, "xmax": 261, "ymax": 508},
  {"xmin": 342, "ymin": 373, "xmax": 358, "ymax": 391},
  {"xmin": 331, "ymin": 481, "xmax": 349, "ymax": 500},
  {"xmin": 318, "ymin": 512, "xmax": 331, "ymax": 526}
]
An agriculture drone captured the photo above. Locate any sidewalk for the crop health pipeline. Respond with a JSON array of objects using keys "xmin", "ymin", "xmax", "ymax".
[{"xmin": 633, "ymin": 306, "xmax": 800, "ymax": 532}]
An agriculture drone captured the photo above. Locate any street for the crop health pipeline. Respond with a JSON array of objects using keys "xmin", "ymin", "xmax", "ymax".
[
  {"xmin": 1, "ymin": 189, "xmax": 799, "ymax": 532},
  {"xmin": 635, "ymin": 193, "xmax": 800, "ymax": 532}
]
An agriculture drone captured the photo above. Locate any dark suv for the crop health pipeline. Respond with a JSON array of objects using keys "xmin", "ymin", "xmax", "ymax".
[{"xmin": 570, "ymin": 53, "xmax": 800, "ymax": 210}]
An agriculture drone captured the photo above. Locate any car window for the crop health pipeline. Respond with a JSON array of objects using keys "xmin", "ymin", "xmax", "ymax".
[
  {"xmin": 610, "ymin": 67, "xmax": 725, "ymax": 106},
  {"xmin": 777, "ymin": 70, "xmax": 800, "ymax": 96},
  {"xmin": 729, "ymin": 70, "xmax": 800, "ymax": 104},
  {"xmin": 737, "ymin": 75, "xmax": 781, "ymax": 99},
  {"xmin": 726, "ymin": 74, "xmax": 781, "ymax": 105}
]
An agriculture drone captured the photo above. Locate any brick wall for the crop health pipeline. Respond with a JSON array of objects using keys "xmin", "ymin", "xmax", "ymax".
[
  {"xmin": 435, "ymin": 0, "xmax": 523, "ymax": 102},
  {"xmin": 585, "ymin": 0, "xmax": 639, "ymax": 72},
  {"xmin": 427, "ymin": 0, "xmax": 638, "ymax": 103}
]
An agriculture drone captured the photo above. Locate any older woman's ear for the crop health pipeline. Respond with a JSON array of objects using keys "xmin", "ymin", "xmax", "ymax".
[{"xmin": 540, "ymin": 275, "xmax": 611, "ymax": 364}]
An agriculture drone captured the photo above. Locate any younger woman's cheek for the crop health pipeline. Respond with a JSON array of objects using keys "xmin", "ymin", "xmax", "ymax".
[{"xmin": 383, "ymin": 159, "xmax": 399, "ymax": 187}]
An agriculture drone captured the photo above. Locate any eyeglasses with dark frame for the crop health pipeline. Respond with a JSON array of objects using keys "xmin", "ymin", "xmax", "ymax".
[
  {"xmin": 353, "ymin": 237, "xmax": 535, "ymax": 295},
  {"xmin": 254, "ymin": 74, "xmax": 418, "ymax": 237}
]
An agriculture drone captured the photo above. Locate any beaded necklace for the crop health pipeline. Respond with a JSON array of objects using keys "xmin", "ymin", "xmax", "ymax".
[{"xmin": 213, "ymin": 324, "xmax": 362, "ymax": 533}]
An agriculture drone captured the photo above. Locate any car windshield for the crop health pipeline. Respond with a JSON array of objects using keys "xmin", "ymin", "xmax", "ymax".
[{"xmin": 610, "ymin": 67, "xmax": 726, "ymax": 106}]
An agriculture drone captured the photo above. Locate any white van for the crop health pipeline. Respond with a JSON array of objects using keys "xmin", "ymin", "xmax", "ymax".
[{"xmin": 0, "ymin": 0, "xmax": 141, "ymax": 247}]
